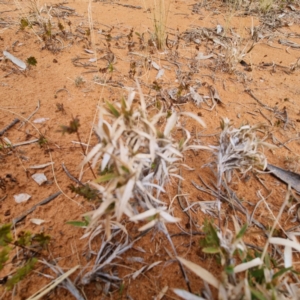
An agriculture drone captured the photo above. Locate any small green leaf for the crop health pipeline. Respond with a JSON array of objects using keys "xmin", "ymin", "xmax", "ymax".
[
  {"xmin": 59, "ymin": 117, "xmax": 80, "ymax": 135},
  {"xmin": 235, "ymin": 223, "xmax": 248, "ymax": 240},
  {"xmin": 121, "ymin": 166, "xmax": 130, "ymax": 174},
  {"xmin": 264, "ymin": 252, "xmax": 271, "ymax": 269},
  {"xmin": 0, "ymin": 224, "xmax": 12, "ymax": 246},
  {"xmin": 273, "ymin": 267, "xmax": 292, "ymax": 280},
  {"xmin": 106, "ymin": 101, "xmax": 120, "ymax": 118},
  {"xmin": 67, "ymin": 216, "xmax": 90, "ymax": 228},
  {"xmin": 20, "ymin": 18, "xmax": 29, "ymax": 30},
  {"xmin": 202, "ymin": 247, "xmax": 220, "ymax": 254},
  {"xmin": 68, "ymin": 184, "xmax": 98, "ymax": 201},
  {"xmin": 32, "ymin": 233, "xmax": 51, "ymax": 249},
  {"xmin": 16, "ymin": 232, "xmax": 32, "ymax": 247},
  {"xmin": 66, "ymin": 221, "xmax": 87, "ymax": 227},
  {"xmin": 0, "ymin": 247, "xmax": 10, "ymax": 270},
  {"xmin": 225, "ymin": 265, "xmax": 234, "ymax": 275},
  {"xmin": 96, "ymin": 173, "xmax": 118, "ymax": 183},
  {"xmin": 208, "ymin": 222, "xmax": 220, "ymax": 246},
  {"xmin": 250, "ymin": 287, "xmax": 268, "ymax": 300},
  {"xmin": 5, "ymin": 258, "xmax": 37, "ymax": 290}
]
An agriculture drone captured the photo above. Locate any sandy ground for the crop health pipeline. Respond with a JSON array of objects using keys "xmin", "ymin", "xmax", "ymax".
[{"xmin": 0, "ymin": 0, "xmax": 300, "ymax": 299}]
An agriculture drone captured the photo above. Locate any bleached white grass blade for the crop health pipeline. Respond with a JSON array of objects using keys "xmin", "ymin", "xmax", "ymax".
[
  {"xmin": 180, "ymin": 112, "xmax": 206, "ymax": 128},
  {"xmin": 183, "ymin": 145, "xmax": 212, "ymax": 151},
  {"xmin": 130, "ymin": 208, "xmax": 158, "ymax": 221},
  {"xmin": 27, "ymin": 265, "xmax": 81, "ymax": 300},
  {"xmin": 156, "ymin": 68, "xmax": 164, "ymax": 79},
  {"xmin": 284, "ymin": 245, "xmax": 292, "ymax": 268},
  {"xmin": 28, "ymin": 162, "xmax": 54, "ymax": 169},
  {"xmin": 138, "ymin": 219, "xmax": 158, "ymax": 231},
  {"xmin": 117, "ymin": 179, "xmax": 135, "ymax": 221},
  {"xmin": 173, "ymin": 289, "xmax": 205, "ymax": 300},
  {"xmin": 177, "ymin": 257, "xmax": 219, "ymax": 289},
  {"xmin": 141, "ymin": 118, "xmax": 157, "ymax": 135},
  {"xmin": 91, "ymin": 198, "xmax": 115, "ymax": 221},
  {"xmin": 127, "ymin": 89, "xmax": 135, "ymax": 109},
  {"xmin": 135, "ymin": 78, "xmax": 146, "ymax": 112},
  {"xmin": 164, "ymin": 112, "xmax": 177, "ymax": 137},
  {"xmin": 270, "ymin": 237, "xmax": 300, "ymax": 252},
  {"xmin": 142, "ymin": 182, "xmax": 166, "ymax": 192},
  {"xmin": 3, "ymin": 50, "xmax": 26, "ymax": 70},
  {"xmin": 234, "ymin": 258, "xmax": 263, "ymax": 273},
  {"xmin": 156, "ymin": 285, "xmax": 168, "ymax": 300},
  {"xmin": 101, "ymin": 145, "xmax": 114, "ymax": 171},
  {"xmin": 132, "ymin": 261, "xmax": 162, "ymax": 279},
  {"xmin": 81, "ymin": 143, "xmax": 102, "ymax": 167},
  {"xmin": 160, "ymin": 211, "xmax": 180, "ymax": 223},
  {"xmin": 30, "ymin": 219, "xmax": 45, "ymax": 225}
]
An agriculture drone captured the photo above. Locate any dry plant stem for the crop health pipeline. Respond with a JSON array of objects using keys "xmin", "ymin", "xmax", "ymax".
[
  {"xmin": 4, "ymin": 139, "xmax": 39, "ymax": 148},
  {"xmin": 162, "ymin": 223, "xmax": 192, "ymax": 293},
  {"xmin": 18, "ymin": 100, "xmax": 40, "ymax": 129},
  {"xmin": 177, "ymin": 169, "xmax": 193, "ymax": 224},
  {"xmin": 75, "ymin": 128, "xmax": 96, "ymax": 179},
  {"xmin": 47, "ymin": 147, "xmax": 82, "ymax": 206},
  {"xmin": 0, "ymin": 195, "xmax": 7, "ymax": 202},
  {"xmin": 245, "ymin": 89, "xmax": 273, "ymax": 111},
  {"xmin": 260, "ymin": 186, "xmax": 290, "ymax": 264},
  {"xmin": 0, "ymin": 118, "xmax": 19, "ymax": 136},
  {"xmin": 61, "ymin": 163, "xmax": 83, "ymax": 185},
  {"xmin": 27, "ymin": 265, "xmax": 81, "ymax": 300},
  {"xmin": 12, "ymin": 191, "xmax": 62, "ymax": 227}
]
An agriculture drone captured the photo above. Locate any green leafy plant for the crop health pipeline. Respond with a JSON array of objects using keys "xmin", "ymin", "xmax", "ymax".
[
  {"xmin": 0, "ymin": 223, "xmax": 50, "ymax": 291},
  {"xmin": 66, "ymin": 216, "xmax": 91, "ymax": 228},
  {"xmin": 68, "ymin": 184, "xmax": 99, "ymax": 201},
  {"xmin": 20, "ymin": 17, "xmax": 29, "ymax": 30},
  {"xmin": 38, "ymin": 135, "xmax": 48, "ymax": 147},
  {"xmin": 174, "ymin": 216, "xmax": 300, "ymax": 299},
  {"xmin": 26, "ymin": 56, "xmax": 37, "ymax": 66}
]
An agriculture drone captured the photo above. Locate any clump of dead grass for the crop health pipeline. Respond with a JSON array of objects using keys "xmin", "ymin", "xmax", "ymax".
[{"xmin": 80, "ymin": 80, "xmax": 208, "ymax": 239}]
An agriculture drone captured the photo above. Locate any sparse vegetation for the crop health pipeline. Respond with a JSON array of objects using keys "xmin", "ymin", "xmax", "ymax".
[
  {"xmin": 0, "ymin": 223, "xmax": 50, "ymax": 291},
  {"xmin": 1, "ymin": 0, "xmax": 300, "ymax": 298}
]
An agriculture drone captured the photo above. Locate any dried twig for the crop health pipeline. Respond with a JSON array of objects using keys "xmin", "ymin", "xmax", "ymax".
[
  {"xmin": 62, "ymin": 163, "xmax": 83, "ymax": 186},
  {"xmin": 18, "ymin": 100, "xmax": 40, "ymax": 129},
  {"xmin": 4, "ymin": 139, "xmax": 39, "ymax": 148},
  {"xmin": 0, "ymin": 118, "xmax": 20, "ymax": 136},
  {"xmin": 245, "ymin": 89, "xmax": 273, "ymax": 111},
  {"xmin": 12, "ymin": 192, "xmax": 62, "ymax": 227}
]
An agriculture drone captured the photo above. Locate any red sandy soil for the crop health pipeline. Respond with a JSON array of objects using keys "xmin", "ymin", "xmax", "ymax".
[{"xmin": 0, "ymin": 0, "xmax": 300, "ymax": 299}]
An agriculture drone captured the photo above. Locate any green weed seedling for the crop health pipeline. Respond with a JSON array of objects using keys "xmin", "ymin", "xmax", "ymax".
[
  {"xmin": 20, "ymin": 18, "xmax": 30, "ymax": 30},
  {"xmin": 0, "ymin": 223, "xmax": 50, "ymax": 291},
  {"xmin": 66, "ymin": 216, "xmax": 91, "ymax": 228},
  {"xmin": 26, "ymin": 56, "xmax": 37, "ymax": 67},
  {"xmin": 68, "ymin": 184, "xmax": 99, "ymax": 201},
  {"xmin": 38, "ymin": 135, "xmax": 48, "ymax": 147},
  {"xmin": 175, "ymin": 217, "xmax": 299, "ymax": 299},
  {"xmin": 74, "ymin": 76, "xmax": 85, "ymax": 87}
]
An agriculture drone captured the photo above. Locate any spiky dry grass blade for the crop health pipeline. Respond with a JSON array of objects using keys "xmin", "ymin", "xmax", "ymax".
[
  {"xmin": 27, "ymin": 265, "xmax": 81, "ymax": 300},
  {"xmin": 176, "ymin": 257, "xmax": 219, "ymax": 289},
  {"xmin": 173, "ymin": 289, "xmax": 206, "ymax": 300},
  {"xmin": 234, "ymin": 258, "xmax": 263, "ymax": 273}
]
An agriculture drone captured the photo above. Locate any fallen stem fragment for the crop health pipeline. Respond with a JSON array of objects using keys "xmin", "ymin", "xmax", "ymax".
[
  {"xmin": 18, "ymin": 100, "xmax": 40, "ymax": 129},
  {"xmin": 0, "ymin": 118, "xmax": 20, "ymax": 136},
  {"xmin": 12, "ymin": 191, "xmax": 62, "ymax": 227}
]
